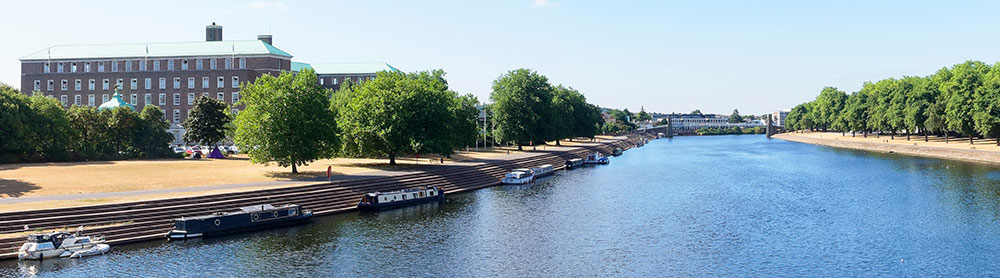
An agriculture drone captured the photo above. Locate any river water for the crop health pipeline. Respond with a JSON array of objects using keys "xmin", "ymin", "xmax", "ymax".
[{"xmin": 5, "ymin": 135, "xmax": 1000, "ymax": 277}]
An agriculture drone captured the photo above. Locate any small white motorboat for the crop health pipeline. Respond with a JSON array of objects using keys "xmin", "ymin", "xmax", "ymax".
[
  {"xmin": 69, "ymin": 243, "xmax": 111, "ymax": 258},
  {"xmin": 18, "ymin": 232, "xmax": 107, "ymax": 260}
]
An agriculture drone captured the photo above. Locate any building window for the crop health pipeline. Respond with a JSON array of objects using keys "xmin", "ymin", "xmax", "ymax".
[
  {"xmin": 130, "ymin": 94, "xmax": 137, "ymax": 105},
  {"xmin": 74, "ymin": 95, "xmax": 81, "ymax": 106},
  {"xmin": 57, "ymin": 62, "xmax": 64, "ymax": 73},
  {"xmin": 85, "ymin": 62, "xmax": 91, "ymax": 72},
  {"xmin": 167, "ymin": 60, "xmax": 174, "ymax": 71},
  {"xmin": 173, "ymin": 93, "xmax": 180, "ymax": 105},
  {"xmin": 202, "ymin": 77, "xmax": 209, "ymax": 89},
  {"xmin": 159, "ymin": 78, "xmax": 166, "ymax": 89},
  {"xmin": 33, "ymin": 80, "xmax": 40, "ymax": 91},
  {"xmin": 217, "ymin": 76, "xmax": 224, "ymax": 88},
  {"xmin": 102, "ymin": 94, "xmax": 109, "ymax": 103},
  {"xmin": 145, "ymin": 78, "xmax": 152, "ymax": 90},
  {"xmin": 111, "ymin": 61, "xmax": 118, "ymax": 72},
  {"xmin": 144, "ymin": 94, "xmax": 152, "ymax": 105},
  {"xmin": 116, "ymin": 79, "xmax": 123, "ymax": 90},
  {"xmin": 173, "ymin": 109, "xmax": 180, "ymax": 123},
  {"xmin": 153, "ymin": 60, "xmax": 160, "ymax": 71},
  {"xmin": 98, "ymin": 61, "xmax": 105, "ymax": 72},
  {"xmin": 210, "ymin": 58, "xmax": 217, "ymax": 70},
  {"xmin": 102, "ymin": 79, "xmax": 109, "ymax": 90},
  {"xmin": 225, "ymin": 58, "xmax": 232, "ymax": 69},
  {"xmin": 44, "ymin": 63, "xmax": 50, "ymax": 73},
  {"xmin": 88, "ymin": 94, "xmax": 95, "ymax": 106},
  {"xmin": 60, "ymin": 95, "xmax": 67, "ymax": 106},
  {"xmin": 182, "ymin": 60, "xmax": 189, "ymax": 70},
  {"xmin": 159, "ymin": 93, "xmax": 166, "ymax": 105},
  {"xmin": 74, "ymin": 79, "xmax": 81, "ymax": 91},
  {"xmin": 71, "ymin": 62, "xmax": 78, "ymax": 73},
  {"xmin": 61, "ymin": 80, "xmax": 68, "ymax": 91},
  {"xmin": 239, "ymin": 58, "xmax": 246, "ymax": 69},
  {"xmin": 125, "ymin": 60, "xmax": 132, "ymax": 72},
  {"xmin": 231, "ymin": 76, "xmax": 239, "ymax": 88},
  {"xmin": 196, "ymin": 59, "xmax": 203, "ymax": 70},
  {"xmin": 319, "ymin": 78, "xmax": 324, "ymax": 85},
  {"xmin": 232, "ymin": 92, "xmax": 239, "ymax": 104},
  {"xmin": 333, "ymin": 78, "xmax": 338, "ymax": 85},
  {"xmin": 188, "ymin": 93, "xmax": 195, "ymax": 105},
  {"xmin": 217, "ymin": 92, "xmax": 224, "ymax": 101},
  {"xmin": 139, "ymin": 60, "xmax": 147, "ymax": 71},
  {"xmin": 188, "ymin": 77, "xmax": 195, "ymax": 89},
  {"xmin": 47, "ymin": 80, "xmax": 54, "ymax": 91},
  {"xmin": 88, "ymin": 79, "xmax": 95, "ymax": 90},
  {"xmin": 173, "ymin": 78, "xmax": 180, "ymax": 89},
  {"xmin": 131, "ymin": 78, "xmax": 138, "ymax": 90}
]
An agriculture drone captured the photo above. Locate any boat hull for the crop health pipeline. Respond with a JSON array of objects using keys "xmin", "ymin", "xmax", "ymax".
[
  {"xmin": 358, "ymin": 194, "xmax": 444, "ymax": 212},
  {"xmin": 167, "ymin": 209, "xmax": 313, "ymax": 239}
]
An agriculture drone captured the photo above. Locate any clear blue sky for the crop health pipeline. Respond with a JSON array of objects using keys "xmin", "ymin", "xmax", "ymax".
[{"xmin": 3, "ymin": 0, "xmax": 1000, "ymax": 115}]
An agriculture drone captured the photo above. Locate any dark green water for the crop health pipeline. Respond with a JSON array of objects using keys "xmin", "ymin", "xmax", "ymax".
[{"xmin": 6, "ymin": 135, "xmax": 1000, "ymax": 277}]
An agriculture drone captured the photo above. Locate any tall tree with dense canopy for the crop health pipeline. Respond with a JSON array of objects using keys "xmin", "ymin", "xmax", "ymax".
[
  {"xmin": 839, "ymin": 91, "xmax": 869, "ymax": 137},
  {"xmin": 490, "ymin": 68, "xmax": 554, "ymax": 150},
  {"xmin": 902, "ymin": 76, "xmax": 935, "ymax": 141},
  {"xmin": 811, "ymin": 87, "xmax": 847, "ymax": 131},
  {"xmin": 728, "ymin": 109, "xmax": 744, "ymax": 123},
  {"xmin": 136, "ymin": 105, "xmax": 174, "ymax": 158},
  {"xmin": 942, "ymin": 61, "xmax": 987, "ymax": 144},
  {"xmin": 233, "ymin": 69, "xmax": 339, "ymax": 173},
  {"xmin": 974, "ymin": 63, "xmax": 1000, "ymax": 145},
  {"xmin": 183, "ymin": 97, "xmax": 232, "ymax": 147},
  {"xmin": 338, "ymin": 70, "xmax": 475, "ymax": 165}
]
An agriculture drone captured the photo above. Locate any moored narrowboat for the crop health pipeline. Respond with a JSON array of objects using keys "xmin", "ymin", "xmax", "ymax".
[
  {"xmin": 501, "ymin": 168, "xmax": 535, "ymax": 185},
  {"xmin": 167, "ymin": 204, "xmax": 312, "ymax": 239},
  {"xmin": 357, "ymin": 187, "xmax": 445, "ymax": 211},
  {"xmin": 531, "ymin": 164, "xmax": 554, "ymax": 178},
  {"xmin": 565, "ymin": 158, "xmax": 584, "ymax": 169}
]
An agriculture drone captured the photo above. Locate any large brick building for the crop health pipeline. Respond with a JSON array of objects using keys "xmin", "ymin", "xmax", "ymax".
[{"xmin": 19, "ymin": 23, "xmax": 396, "ymax": 145}]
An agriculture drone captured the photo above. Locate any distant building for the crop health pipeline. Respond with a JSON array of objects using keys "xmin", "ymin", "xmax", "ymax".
[
  {"xmin": 19, "ymin": 23, "xmax": 396, "ymax": 145},
  {"xmin": 771, "ymin": 109, "xmax": 790, "ymax": 127},
  {"xmin": 291, "ymin": 62, "xmax": 398, "ymax": 91},
  {"xmin": 663, "ymin": 113, "xmax": 765, "ymax": 129}
]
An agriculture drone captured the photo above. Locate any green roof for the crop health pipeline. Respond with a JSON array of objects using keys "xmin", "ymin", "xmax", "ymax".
[
  {"xmin": 291, "ymin": 62, "xmax": 398, "ymax": 75},
  {"xmin": 20, "ymin": 40, "xmax": 292, "ymax": 61},
  {"xmin": 98, "ymin": 92, "xmax": 135, "ymax": 111}
]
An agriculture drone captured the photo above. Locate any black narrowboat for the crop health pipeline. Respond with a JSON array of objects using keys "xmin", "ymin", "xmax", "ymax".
[
  {"xmin": 357, "ymin": 187, "xmax": 445, "ymax": 211},
  {"xmin": 565, "ymin": 158, "xmax": 584, "ymax": 169},
  {"xmin": 167, "ymin": 204, "xmax": 312, "ymax": 239}
]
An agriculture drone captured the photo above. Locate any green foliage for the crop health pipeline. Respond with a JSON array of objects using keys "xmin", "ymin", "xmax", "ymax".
[
  {"xmin": 974, "ymin": 63, "xmax": 1000, "ymax": 144},
  {"xmin": 690, "ymin": 109, "xmax": 703, "ymax": 116},
  {"xmin": 942, "ymin": 61, "xmax": 987, "ymax": 142},
  {"xmin": 786, "ymin": 102, "xmax": 813, "ymax": 131},
  {"xmin": 728, "ymin": 109, "xmax": 744, "ymax": 123},
  {"xmin": 136, "ymin": 105, "xmax": 174, "ymax": 158},
  {"xmin": 233, "ymin": 69, "xmax": 339, "ymax": 173},
  {"xmin": 811, "ymin": 87, "xmax": 847, "ymax": 131},
  {"xmin": 336, "ymin": 69, "xmax": 476, "ymax": 164},
  {"xmin": 636, "ymin": 107, "xmax": 652, "ymax": 122},
  {"xmin": 490, "ymin": 68, "xmax": 555, "ymax": 148},
  {"xmin": 183, "ymin": 96, "xmax": 231, "ymax": 146}
]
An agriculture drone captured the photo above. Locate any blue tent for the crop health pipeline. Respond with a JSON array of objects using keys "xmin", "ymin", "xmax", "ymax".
[{"xmin": 208, "ymin": 146, "xmax": 226, "ymax": 159}]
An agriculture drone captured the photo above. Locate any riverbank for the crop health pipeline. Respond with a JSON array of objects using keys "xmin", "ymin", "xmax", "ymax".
[
  {"xmin": 0, "ymin": 134, "xmax": 652, "ymax": 260},
  {"xmin": 774, "ymin": 132, "xmax": 1000, "ymax": 164}
]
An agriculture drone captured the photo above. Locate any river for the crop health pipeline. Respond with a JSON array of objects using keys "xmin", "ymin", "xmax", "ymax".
[{"xmin": 5, "ymin": 135, "xmax": 1000, "ymax": 277}]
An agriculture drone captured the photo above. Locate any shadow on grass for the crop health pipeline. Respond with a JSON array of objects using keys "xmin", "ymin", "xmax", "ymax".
[{"xmin": 0, "ymin": 179, "xmax": 41, "ymax": 198}]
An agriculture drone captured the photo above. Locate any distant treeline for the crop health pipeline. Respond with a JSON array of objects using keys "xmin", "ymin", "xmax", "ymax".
[
  {"xmin": 696, "ymin": 126, "xmax": 765, "ymax": 136},
  {"xmin": 786, "ymin": 61, "xmax": 1000, "ymax": 144},
  {"xmin": 0, "ymin": 84, "xmax": 176, "ymax": 163}
]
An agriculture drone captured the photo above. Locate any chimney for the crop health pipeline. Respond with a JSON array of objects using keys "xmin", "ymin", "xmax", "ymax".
[
  {"xmin": 257, "ymin": 35, "xmax": 273, "ymax": 45},
  {"xmin": 206, "ymin": 22, "xmax": 223, "ymax": 42}
]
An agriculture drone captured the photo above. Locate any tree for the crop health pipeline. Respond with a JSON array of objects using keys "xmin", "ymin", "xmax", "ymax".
[
  {"xmin": 690, "ymin": 109, "xmax": 703, "ymax": 116},
  {"xmin": 839, "ymin": 90, "xmax": 869, "ymax": 137},
  {"xmin": 233, "ymin": 69, "xmax": 339, "ymax": 173},
  {"xmin": 550, "ymin": 85, "xmax": 577, "ymax": 145},
  {"xmin": 974, "ymin": 62, "xmax": 1000, "ymax": 145},
  {"xmin": 0, "ymin": 84, "xmax": 37, "ymax": 162},
  {"xmin": 67, "ymin": 106, "xmax": 110, "ymax": 160},
  {"xmin": 183, "ymin": 96, "xmax": 231, "ymax": 147},
  {"xmin": 574, "ymin": 103, "xmax": 602, "ymax": 139},
  {"xmin": 105, "ymin": 106, "xmax": 142, "ymax": 158},
  {"xmin": 338, "ymin": 70, "xmax": 473, "ymax": 165},
  {"xmin": 942, "ymin": 61, "xmax": 987, "ymax": 144},
  {"xmin": 786, "ymin": 103, "xmax": 811, "ymax": 131},
  {"xmin": 728, "ymin": 109, "xmax": 744, "ymax": 123},
  {"xmin": 636, "ymin": 106, "xmax": 652, "ymax": 122},
  {"xmin": 490, "ymin": 68, "xmax": 554, "ymax": 150},
  {"xmin": 902, "ymin": 76, "xmax": 935, "ymax": 141},
  {"xmin": 136, "ymin": 105, "xmax": 174, "ymax": 157},
  {"xmin": 27, "ymin": 92, "xmax": 72, "ymax": 161},
  {"xmin": 812, "ymin": 87, "xmax": 847, "ymax": 131}
]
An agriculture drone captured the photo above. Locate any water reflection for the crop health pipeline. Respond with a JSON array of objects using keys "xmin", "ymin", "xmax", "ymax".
[{"xmin": 5, "ymin": 135, "xmax": 1000, "ymax": 277}]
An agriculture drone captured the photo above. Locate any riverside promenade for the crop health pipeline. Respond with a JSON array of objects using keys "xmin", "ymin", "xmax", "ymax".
[
  {"xmin": 0, "ymin": 134, "xmax": 651, "ymax": 259},
  {"xmin": 775, "ymin": 132, "xmax": 1000, "ymax": 164}
]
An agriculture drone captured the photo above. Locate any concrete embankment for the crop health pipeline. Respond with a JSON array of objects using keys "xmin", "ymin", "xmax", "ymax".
[
  {"xmin": 0, "ymin": 135, "xmax": 653, "ymax": 259},
  {"xmin": 774, "ymin": 133, "xmax": 1000, "ymax": 165}
]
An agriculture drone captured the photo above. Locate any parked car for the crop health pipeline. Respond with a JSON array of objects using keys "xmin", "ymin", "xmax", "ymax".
[
  {"xmin": 185, "ymin": 146, "xmax": 202, "ymax": 155},
  {"xmin": 222, "ymin": 146, "xmax": 239, "ymax": 155},
  {"xmin": 172, "ymin": 147, "xmax": 186, "ymax": 154}
]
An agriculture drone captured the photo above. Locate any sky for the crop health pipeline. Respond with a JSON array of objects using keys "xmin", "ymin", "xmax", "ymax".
[{"xmin": 3, "ymin": 0, "xmax": 1000, "ymax": 115}]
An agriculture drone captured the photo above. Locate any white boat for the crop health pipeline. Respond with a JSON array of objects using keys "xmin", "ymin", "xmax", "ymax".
[
  {"xmin": 584, "ymin": 153, "xmax": 609, "ymax": 165},
  {"xmin": 69, "ymin": 243, "xmax": 111, "ymax": 258},
  {"xmin": 501, "ymin": 168, "xmax": 535, "ymax": 185},
  {"xmin": 531, "ymin": 164, "xmax": 554, "ymax": 178},
  {"xmin": 18, "ymin": 232, "xmax": 108, "ymax": 260}
]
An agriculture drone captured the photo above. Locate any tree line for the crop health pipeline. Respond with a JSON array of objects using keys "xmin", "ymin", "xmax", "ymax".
[
  {"xmin": 786, "ymin": 61, "xmax": 1000, "ymax": 145},
  {"xmin": 231, "ymin": 68, "xmax": 605, "ymax": 173},
  {"xmin": 0, "ymin": 83, "xmax": 175, "ymax": 163}
]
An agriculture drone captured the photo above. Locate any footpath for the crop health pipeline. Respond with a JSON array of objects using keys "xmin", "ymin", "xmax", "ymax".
[{"xmin": 774, "ymin": 132, "xmax": 1000, "ymax": 165}]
